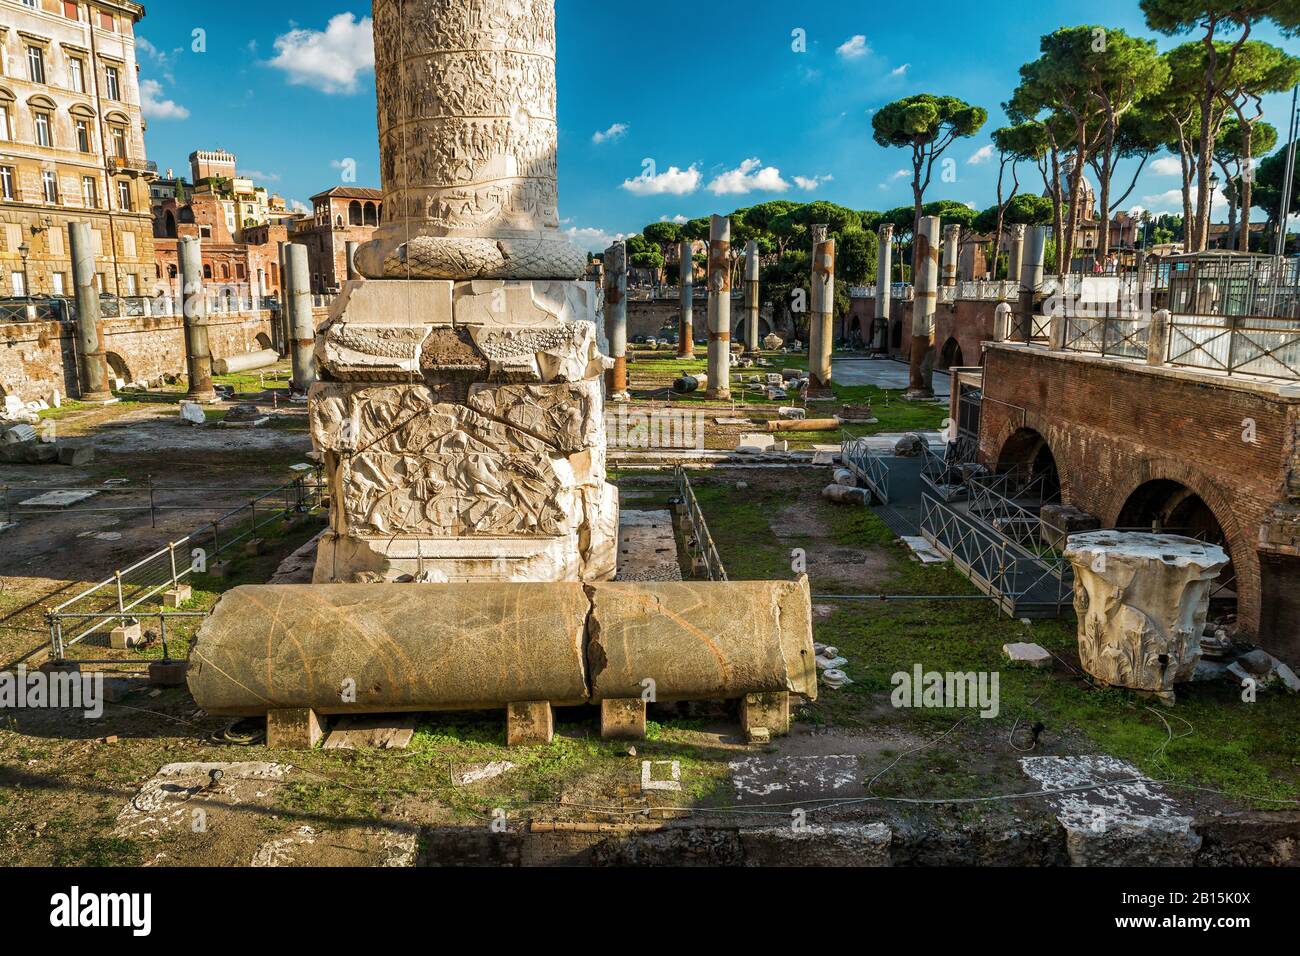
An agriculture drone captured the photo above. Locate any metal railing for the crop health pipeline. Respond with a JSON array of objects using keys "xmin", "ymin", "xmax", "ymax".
[
  {"xmin": 840, "ymin": 431, "xmax": 889, "ymax": 504},
  {"xmin": 920, "ymin": 493, "xmax": 1073, "ymax": 617},
  {"xmin": 919, "ymin": 442, "xmax": 969, "ymax": 502},
  {"xmin": 1062, "ymin": 314, "xmax": 1150, "ymax": 359},
  {"xmin": 45, "ymin": 469, "xmax": 323, "ymax": 662},
  {"xmin": 967, "ymin": 471, "xmax": 1060, "ymax": 551},
  {"xmin": 673, "ymin": 467, "xmax": 727, "ymax": 581},
  {"xmin": 1165, "ymin": 314, "xmax": 1300, "ymax": 379}
]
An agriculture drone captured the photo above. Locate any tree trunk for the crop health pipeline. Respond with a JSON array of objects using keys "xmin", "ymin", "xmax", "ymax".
[{"xmin": 1239, "ymin": 122, "xmax": 1255, "ymax": 252}]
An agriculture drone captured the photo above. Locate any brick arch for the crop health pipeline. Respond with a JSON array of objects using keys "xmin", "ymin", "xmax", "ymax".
[
  {"xmin": 986, "ymin": 415, "xmax": 1073, "ymax": 504},
  {"xmin": 1104, "ymin": 457, "xmax": 1258, "ymax": 637}
]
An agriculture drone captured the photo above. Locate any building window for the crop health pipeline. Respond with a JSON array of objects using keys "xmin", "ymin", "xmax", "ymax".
[
  {"xmin": 63, "ymin": 1, "xmax": 80, "ymax": 20},
  {"xmin": 34, "ymin": 111, "xmax": 53, "ymax": 147},
  {"xmin": 69, "ymin": 58, "xmax": 85, "ymax": 93},
  {"xmin": 104, "ymin": 66, "xmax": 120, "ymax": 101},
  {"xmin": 94, "ymin": 273, "xmax": 104, "ymax": 292},
  {"xmin": 0, "ymin": 107, "xmax": 9, "ymax": 142},
  {"xmin": 98, "ymin": 11, "xmax": 115, "ymax": 31},
  {"xmin": 52, "ymin": 272, "xmax": 65, "ymax": 295},
  {"xmin": 11, "ymin": 271, "xmax": 25, "ymax": 296},
  {"xmin": 28, "ymin": 47, "xmax": 46, "ymax": 85},
  {"xmin": 43, "ymin": 170, "xmax": 59, "ymax": 204},
  {"xmin": 117, "ymin": 180, "xmax": 131, "ymax": 211},
  {"xmin": 110, "ymin": 126, "xmax": 126, "ymax": 159},
  {"xmin": 0, "ymin": 167, "xmax": 14, "ymax": 201},
  {"xmin": 75, "ymin": 119, "xmax": 91, "ymax": 152},
  {"xmin": 82, "ymin": 175, "xmax": 97, "ymax": 208},
  {"xmin": 123, "ymin": 274, "xmax": 136, "ymax": 295}
]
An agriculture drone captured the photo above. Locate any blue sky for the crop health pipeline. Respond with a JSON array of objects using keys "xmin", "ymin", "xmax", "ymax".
[{"xmin": 137, "ymin": 1, "xmax": 1299, "ymax": 251}]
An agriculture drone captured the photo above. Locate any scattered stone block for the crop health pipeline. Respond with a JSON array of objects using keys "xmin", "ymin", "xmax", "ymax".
[
  {"xmin": 206, "ymin": 559, "xmax": 231, "ymax": 579},
  {"xmin": 741, "ymin": 691, "xmax": 790, "ymax": 737},
  {"xmin": 894, "ymin": 433, "xmax": 926, "ymax": 457},
  {"xmin": 179, "ymin": 402, "xmax": 206, "ymax": 424},
  {"xmin": 736, "ymin": 433, "xmax": 776, "ymax": 454},
  {"xmin": 266, "ymin": 707, "xmax": 325, "ymax": 749},
  {"xmin": 1003, "ymin": 641, "xmax": 1052, "ymax": 669},
  {"xmin": 506, "ymin": 700, "xmax": 553, "ymax": 746},
  {"xmin": 599, "ymin": 698, "xmax": 647, "ymax": 739},
  {"xmin": 19, "ymin": 489, "xmax": 98, "ymax": 508},
  {"xmin": 162, "ymin": 584, "xmax": 192, "ymax": 608},
  {"xmin": 148, "ymin": 660, "xmax": 187, "ymax": 687},
  {"xmin": 1040, "ymin": 503, "xmax": 1102, "ymax": 550},
  {"xmin": 821, "ymin": 484, "xmax": 870, "ymax": 506},
  {"xmin": 242, "ymin": 538, "xmax": 265, "ymax": 557},
  {"xmin": 1191, "ymin": 659, "xmax": 1228, "ymax": 682},
  {"xmin": 21, "ymin": 443, "xmax": 58, "ymax": 464},
  {"xmin": 110, "ymin": 621, "xmax": 142, "ymax": 649},
  {"xmin": 57, "ymin": 445, "xmax": 94, "ymax": 466},
  {"xmin": 323, "ymin": 714, "xmax": 417, "ymax": 750}
]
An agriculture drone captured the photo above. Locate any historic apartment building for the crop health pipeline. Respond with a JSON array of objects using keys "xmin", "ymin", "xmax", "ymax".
[
  {"xmin": 290, "ymin": 185, "xmax": 381, "ymax": 293},
  {"xmin": 0, "ymin": 0, "xmax": 155, "ymax": 298}
]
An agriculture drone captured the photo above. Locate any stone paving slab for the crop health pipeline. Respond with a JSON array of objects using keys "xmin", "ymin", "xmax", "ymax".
[{"xmin": 614, "ymin": 508, "xmax": 682, "ymax": 582}]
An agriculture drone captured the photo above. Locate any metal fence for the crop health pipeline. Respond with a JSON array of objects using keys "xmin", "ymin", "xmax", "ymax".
[
  {"xmin": 673, "ymin": 466, "xmax": 727, "ymax": 581},
  {"xmin": 919, "ymin": 443, "xmax": 968, "ymax": 502},
  {"xmin": 45, "ymin": 469, "xmax": 323, "ymax": 664},
  {"xmin": 920, "ymin": 493, "xmax": 1074, "ymax": 618},
  {"xmin": 1165, "ymin": 314, "xmax": 1300, "ymax": 379},
  {"xmin": 1062, "ymin": 314, "xmax": 1151, "ymax": 359},
  {"xmin": 840, "ymin": 431, "xmax": 889, "ymax": 504},
  {"xmin": 967, "ymin": 471, "xmax": 1060, "ymax": 552}
]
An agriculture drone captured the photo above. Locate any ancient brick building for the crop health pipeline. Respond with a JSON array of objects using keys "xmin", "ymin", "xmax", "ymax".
[
  {"xmin": 972, "ymin": 342, "xmax": 1300, "ymax": 663},
  {"xmin": 290, "ymin": 186, "xmax": 381, "ymax": 294}
]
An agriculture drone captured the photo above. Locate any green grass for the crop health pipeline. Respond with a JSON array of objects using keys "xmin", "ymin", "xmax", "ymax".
[{"xmin": 692, "ymin": 475, "xmax": 1300, "ymax": 806}]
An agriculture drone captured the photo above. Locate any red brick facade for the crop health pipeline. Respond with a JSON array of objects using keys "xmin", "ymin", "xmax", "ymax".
[
  {"xmin": 854, "ymin": 296, "xmax": 1002, "ymax": 369},
  {"xmin": 977, "ymin": 343, "xmax": 1300, "ymax": 661}
]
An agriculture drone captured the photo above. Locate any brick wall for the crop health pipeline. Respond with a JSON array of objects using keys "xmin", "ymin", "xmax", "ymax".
[
  {"xmin": 856, "ymin": 297, "xmax": 1001, "ymax": 368},
  {"xmin": 978, "ymin": 343, "xmax": 1300, "ymax": 659}
]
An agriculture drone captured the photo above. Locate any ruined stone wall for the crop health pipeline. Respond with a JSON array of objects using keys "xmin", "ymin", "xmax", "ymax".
[
  {"xmin": 858, "ymin": 296, "xmax": 998, "ymax": 368},
  {"xmin": 0, "ymin": 308, "xmax": 322, "ymax": 400},
  {"xmin": 978, "ymin": 344, "xmax": 1300, "ymax": 656}
]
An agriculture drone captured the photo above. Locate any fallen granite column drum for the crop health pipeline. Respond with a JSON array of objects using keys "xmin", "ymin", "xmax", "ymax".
[
  {"xmin": 1064, "ymin": 532, "xmax": 1228, "ymax": 702},
  {"xmin": 587, "ymin": 579, "xmax": 818, "ymax": 703},
  {"xmin": 353, "ymin": 0, "xmax": 585, "ymax": 281},
  {"xmin": 187, "ymin": 580, "xmax": 817, "ymax": 716},
  {"xmin": 188, "ymin": 583, "xmax": 591, "ymax": 716}
]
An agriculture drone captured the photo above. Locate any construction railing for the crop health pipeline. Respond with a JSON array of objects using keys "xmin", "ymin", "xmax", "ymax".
[
  {"xmin": 966, "ymin": 471, "xmax": 1060, "ymax": 552},
  {"xmin": 1062, "ymin": 314, "xmax": 1151, "ymax": 359},
  {"xmin": 673, "ymin": 466, "xmax": 727, "ymax": 581},
  {"xmin": 45, "ymin": 468, "xmax": 323, "ymax": 663},
  {"xmin": 840, "ymin": 431, "xmax": 890, "ymax": 504}
]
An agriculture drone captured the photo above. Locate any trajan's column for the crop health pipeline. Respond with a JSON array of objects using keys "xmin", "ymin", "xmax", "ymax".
[
  {"xmin": 311, "ymin": 0, "xmax": 618, "ymax": 585},
  {"xmin": 354, "ymin": 0, "xmax": 587, "ymax": 281}
]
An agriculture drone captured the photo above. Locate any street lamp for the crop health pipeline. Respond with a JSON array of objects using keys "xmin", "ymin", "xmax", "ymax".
[{"xmin": 17, "ymin": 241, "xmax": 30, "ymax": 298}]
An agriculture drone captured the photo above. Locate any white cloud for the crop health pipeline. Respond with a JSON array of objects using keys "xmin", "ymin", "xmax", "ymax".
[
  {"xmin": 565, "ymin": 225, "xmax": 628, "ymax": 253},
  {"xmin": 707, "ymin": 158, "xmax": 790, "ymax": 195},
  {"xmin": 1141, "ymin": 188, "xmax": 1228, "ymax": 217},
  {"xmin": 289, "ymin": 199, "xmax": 311, "ymax": 215},
  {"xmin": 269, "ymin": 13, "xmax": 375, "ymax": 94},
  {"xmin": 240, "ymin": 169, "xmax": 281, "ymax": 183},
  {"xmin": 136, "ymin": 36, "xmax": 180, "ymax": 84},
  {"xmin": 621, "ymin": 164, "xmax": 702, "ymax": 196},
  {"xmin": 967, "ymin": 145, "xmax": 995, "ymax": 165},
  {"xmin": 890, "ymin": 63, "xmax": 910, "ymax": 77},
  {"xmin": 659, "ymin": 214, "xmax": 690, "ymax": 224},
  {"xmin": 794, "ymin": 174, "xmax": 834, "ymax": 191},
  {"xmin": 140, "ymin": 79, "xmax": 190, "ymax": 120},
  {"xmin": 878, "ymin": 169, "xmax": 910, "ymax": 190},
  {"xmin": 592, "ymin": 123, "xmax": 628, "ymax": 145},
  {"xmin": 1151, "ymin": 156, "xmax": 1184, "ymax": 176},
  {"xmin": 837, "ymin": 35, "xmax": 870, "ymax": 59}
]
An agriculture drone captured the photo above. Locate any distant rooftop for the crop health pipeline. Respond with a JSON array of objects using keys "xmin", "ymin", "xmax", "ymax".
[{"xmin": 311, "ymin": 186, "xmax": 383, "ymax": 201}]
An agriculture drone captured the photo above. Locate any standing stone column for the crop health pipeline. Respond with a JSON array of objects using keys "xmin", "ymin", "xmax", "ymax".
[
  {"xmin": 1017, "ymin": 224, "xmax": 1047, "ymax": 343},
  {"xmin": 1006, "ymin": 224, "xmax": 1026, "ymax": 287},
  {"xmin": 705, "ymin": 215, "xmax": 731, "ymax": 400},
  {"xmin": 874, "ymin": 223, "xmax": 893, "ymax": 352},
  {"xmin": 284, "ymin": 243, "xmax": 316, "ymax": 393},
  {"xmin": 942, "ymin": 224, "xmax": 960, "ymax": 287},
  {"xmin": 178, "ymin": 236, "xmax": 217, "ymax": 403},
  {"xmin": 345, "ymin": 240, "xmax": 360, "ymax": 281},
  {"xmin": 604, "ymin": 240, "xmax": 629, "ymax": 400},
  {"xmin": 276, "ymin": 240, "xmax": 290, "ymax": 356},
  {"xmin": 67, "ymin": 222, "xmax": 115, "ymax": 403},
  {"xmin": 677, "ymin": 239, "xmax": 694, "ymax": 358},
  {"xmin": 353, "ymin": 0, "xmax": 583, "ymax": 281},
  {"xmin": 807, "ymin": 224, "xmax": 835, "ymax": 391},
  {"xmin": 907, "ymin": 216, "xmax": 940, "ymax": 398},
  {"xmin": 743, "ymin": 239, "xmax": 760, "ymax": 354}
]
